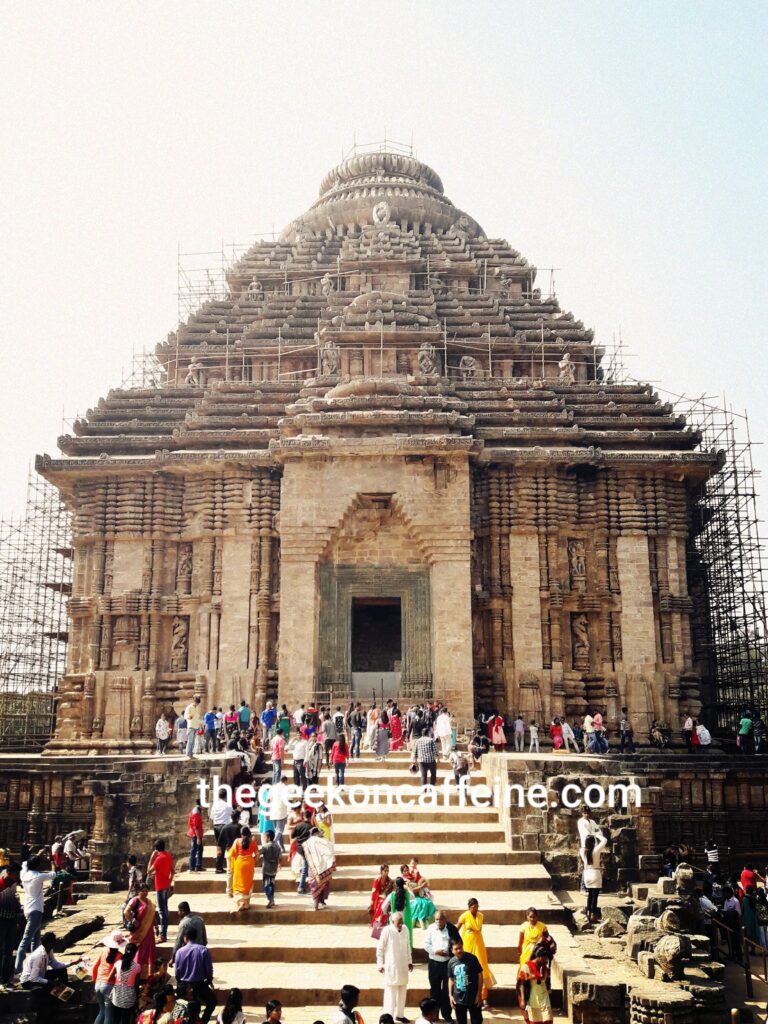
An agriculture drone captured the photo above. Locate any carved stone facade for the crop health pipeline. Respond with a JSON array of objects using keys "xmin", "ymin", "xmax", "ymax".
[{"xmin": 38, "ymin": 150, "xmax": 719, "ymax": 751}]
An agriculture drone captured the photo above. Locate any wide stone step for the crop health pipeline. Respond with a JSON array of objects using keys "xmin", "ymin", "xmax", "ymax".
[
  {"xmin": 174, "ymin": 862, "xmax": 552, "ymax": 894},
  {"xmin": 239, "ymin": 1005, "xmax": 568, "ymax": 1023},
  {"xmin": 170, "ymin": 890, "xmax": 570, "ymax": 926},
  {"xmin": 204, "ymin": 821, "xmax": 507, "ymax": 845},
  {"xmin": 206, "ymin": 960, "xmax": 531, "ymax": 1006}
]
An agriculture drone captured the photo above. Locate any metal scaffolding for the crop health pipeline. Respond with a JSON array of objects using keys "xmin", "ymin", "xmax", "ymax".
[
  {"xmin": 656, "ymin": 390, "xmax": 768, "ymax": 729},
  {"xmin": 0, "ymin": 470, "xmax": 71, "ymax": 749}
]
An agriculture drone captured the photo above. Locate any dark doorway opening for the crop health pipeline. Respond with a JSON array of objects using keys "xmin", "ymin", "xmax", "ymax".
[{"xmin": 351, "ymin": 598, "xmax": 402, "ymax": 672}]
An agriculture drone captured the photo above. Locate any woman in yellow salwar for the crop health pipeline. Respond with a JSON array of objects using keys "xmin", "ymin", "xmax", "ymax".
[
  {"xmin": 229, "ymin": 827, "xmax": 258, "ymax": 912},
  {"xmin": 457, "ymin": 897, "xmax": 496, "ymax": 1001}
]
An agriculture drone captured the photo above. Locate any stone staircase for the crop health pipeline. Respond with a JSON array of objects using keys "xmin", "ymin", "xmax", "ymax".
[{"xmin": 162, "ymin": 751, "xmax": 573, "ymax": 1022}]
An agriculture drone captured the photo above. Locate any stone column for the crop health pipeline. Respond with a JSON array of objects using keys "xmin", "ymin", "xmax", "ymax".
[
  {"xmin": 279, "ymin": 556, "xmax": 319, "ymax": 707},
  {"xmin": 617, "ymin": 534, "xmax": 657, "ymax": 725},
  {"xmin": 509, "ymin": 531, "xmax": 544, "ymax": 703},
  {"xmin": 430, "ymin": 557, "xmax": 474, "ymax": 722}
]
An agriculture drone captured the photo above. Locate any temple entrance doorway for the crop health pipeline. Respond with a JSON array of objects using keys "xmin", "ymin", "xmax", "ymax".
[{"xmin": 351, "ymin": 597, "xmax": 402, "ymax": 700}]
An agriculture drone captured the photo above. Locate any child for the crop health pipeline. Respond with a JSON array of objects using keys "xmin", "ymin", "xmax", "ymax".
[
  {"xmin": 529, "ymin": 721, "xmax": 539, "ymax": 753},
  {"xmin": 516, "ymin": 944, "xmax": 553, "ymax": 1023}
]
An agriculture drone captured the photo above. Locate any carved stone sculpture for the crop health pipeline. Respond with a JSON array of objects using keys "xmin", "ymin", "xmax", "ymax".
[
  {"xmin": 320, "ymin": 272, "xmax": 335, "ymax": 296},
  {"xmin": 418, "ymin": 342, "xmax": 438, "ymax": 375},
  {"xmin": 459, "ymin": 354, "xmax": 478, "ymax": 380},
  {"xmin": 170, "ymin": 615, "xmax": 189, "ymax": 673},
  {"xmin": 558, "ymin": 351, "xmax": 575, "ymax": 385},
  {"xmin": 568, "ymin": 538, "xmax": 587, "ymax": 589},
  {"xmin": 321, "ymin": 339, "xmax": 340, "ymax": 375},
  {"xmin": 247, "ymin": 276, "xmax": 263, "ymax": 299},
  {"xmin": 185, "ymin": 361, "xmax": 207, "ymax": 387},
  {"xmin": 372, "ymin": 201, "xmax": 390, "ymax": 225},
  {"xmin": 654, "ymin": 933, "xmax": 691, "ymax": 980},
  {"xmin": 572, "ymin": 613, "xmax": 590, "ymax": 667}
]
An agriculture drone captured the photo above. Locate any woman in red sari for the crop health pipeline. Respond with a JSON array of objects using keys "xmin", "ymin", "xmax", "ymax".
[
  {"xmin": 390, "ymin": 709, "xmax": 405, "ymax": 752},
  {"xmin": 488, "ymin": 711, "xmax": 506, "ymax": 752},
  {"xmin": 368, "ymin": 863, "xmax": 394, "ymax": 928},
  {"xmin": 549, "ymin": 718, "xmax": 564, "ymax": 751}
]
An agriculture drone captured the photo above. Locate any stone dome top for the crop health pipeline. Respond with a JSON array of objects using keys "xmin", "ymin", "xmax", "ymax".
[{"xmin": 282, "ymin": 150, "xmax": 484, "ymax": 241}]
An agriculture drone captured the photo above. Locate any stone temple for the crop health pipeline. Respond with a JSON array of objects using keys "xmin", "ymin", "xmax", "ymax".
[{"xmin": 38, "ymin": 149, "xmax": 719, "ymax": 754}]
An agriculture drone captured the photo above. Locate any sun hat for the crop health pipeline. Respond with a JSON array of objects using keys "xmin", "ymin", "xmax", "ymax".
[{"xmin": 103, "ymin": 930, "xmax": 127, "ymax": 950}]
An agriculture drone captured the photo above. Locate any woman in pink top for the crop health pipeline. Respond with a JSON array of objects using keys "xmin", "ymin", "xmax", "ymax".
[{"xmin": 330, "ymin": 734, "xmax": 349, "ymax": 786}]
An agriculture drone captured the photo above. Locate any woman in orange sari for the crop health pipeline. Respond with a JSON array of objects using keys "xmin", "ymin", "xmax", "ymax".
[
  {"xmin": 229, "ymin": 827, "xmax": 259, "ymax": 912},
  {"xmin": 368, "ymin": 863, "xmax": 394, "ymax": 929},
  {"xmin": 126, "ymin": 884, "xmax": 156, "ymax": 979}
]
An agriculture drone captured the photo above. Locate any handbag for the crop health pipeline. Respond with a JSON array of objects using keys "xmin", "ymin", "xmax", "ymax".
[
  {"xmin": 371, "ymin": 919, "xmax": 385, "ymax": 940},
  {"xmin": 408, "ymin": 762, "xmax": 419, "ymax": 774}
]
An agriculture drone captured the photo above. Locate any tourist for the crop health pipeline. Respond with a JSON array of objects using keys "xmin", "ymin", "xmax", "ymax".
[
  {"xmin": 366, "ymin": 703, "xmax": 380, "ymax": 752},
  {"xmin": 528, "ymin": 720, "xmax": 539, "ymax": 753},
  {"xmin": 203, "ymin": 706, "xmax": 218, "ymax": 753},
  {"xmin": 332, "ymin": 983, "xmax": 365, "ymax": 1024},
  {"xmin": 447, "ymin": 937, "xmax": 483, "ymax": 1024},
  {"xmin": 414, "ymin": 729, "xmax": 438, "ymax": 788},
  {"xmin": 423, "ymin": 909, "xmax": 461, "ymax": 1022},
  {"xmin": 184, "ymin": 697, "xmax": 202, "ymax": 758},
  {"xmin": 756, "ymin": 890, "xmax": 768, "ymax": 947},
  {"xmin": 188, "ymin": 801, "xmax": 204, "ymax": 873},
  {"xmin": 322, "ymin": 709, "xmax": 337, "ymax": 767},
  {"xmin": 146, "ymin": 839, "xmax": 174, "ymax": 942},
  {"xmin": 238, "ymin": 700, "xmax": 252, "ymax": 733},
  {"xmin": 376, "ymin": 710, "xmax": 392, "ymax": 761},
  {"xmin": 224, "ymin": 705, "xmax": 239, "ymax": 737},
  {"xmin": 125, "ymin": 882, "xmax": 156, "ymax": 979},
  {"xmin": 618, "ymin": 707, "xmax": 634, "ymax": 754},
  {"xmin": 291, "ymin": 809, "xmax": 314, "ymax": 895},
  {"xmin": 217, "ymin": 986, "xmax": 246, "ymax": 1024},
  {"xmin": 549, "ymin": 718, "xmax": 563, "ymax": 751},
  {"xmin": 268, "ymin": 773, "xmax": 291, "ymax": 853},
  {"xmin": 19, "ymin": 930, "xmax": 68, "ymax": 990},
  {"xmin": 487, "ymin": 711, "xmax": 505, "ymax": 752},
  {"xmin": 370, "ymin": 864, "xmax": 395, "ymax": 932},
  {"xmin": 457, "ymin": 898, "xmax": 495, "ymax": 1003},
  {"xmin": 330, "ymin": 732, "xmax": 349, "ymax": 787},
  {"xmin": 414, "ymin": 996, "xmax": 440, "ymax": 1024},
  {"xmin": 261, "ymin": 701, "xmax": 277, "ymax": 744},
  {"xmin": 350, "ymin": 703, "xmax": 365, "ymax": 759},
  {"xmin": 561, "ymin": 719, "xmax": 578, "ymax": 754},
  {"xmin": 384, "ymin": 877, "xmax": 414, "ymax": 947},
  {"xmin": 174, "ymin": 710, "xmax": 188, "ymax": 755},
  {"xmin": 590, "ymin": 710, "xmax": 608, "ymax": 753},
  {"xmin": 316, "ymin": 801, "xmax": 334, "ymax": 845},
  {"xmin": 737, "ymin": 709, "xmax": 754, "ymax": 754},
  {"xmin": 109, "ymin": 941, "xmax": 142, "ymax": 1023},
  {"xmin": 303, "ymin": 826, "xmax": 336, "ymax": 910},
  {"xmin": 217, "ymin": 817, "xmax": 241, "ymax": 900},
  {"xmin": 581, "ymin": 833, "xmax": 608, "ymax": 924},
  {"xmin": 449, "ymin": 747, "xmax": 471, "ymax": 787},
  {"xmin": 293, "ymin": 731, "xmax": 308, "ymax": 790},
  {"xmin": 722, "ymin": 886, "xmax": 743, "ymax": 960},
  {"xmin": 91, "ymin": 930, "xmax": 126, "ymax": 1024},
  {"xmin": 649, "ymin": 719, "xmax": 667, "ymax": 749},
  {"xmin": 740, "ymin": 863, "xmax": 765, "ymax": 893},
  {"xmin": 696, "ymin": 720, "xmax": 712, "ymax": 747},
  {"xmin": 682, "ymin": 711, "xmax": 694, "ymax": 753},
  {"xmin": 377, "ymin": 910, "xmax": 413, "ymax": 1024},
  {"xmin": 402, "ymin": 860, "xmax": 436, "ymax": 927},
  {"xmin": 155, "ymin": 713, "xmax": 171, "ymax": 756},
  {"xmin": 0, "ymin": 864, "xmax": 21, "ymax": 988},
  {"xmin": 228, "ymin": 827, "xmax": 258, "ymax": 913},
  {"xmin": 581, "ymin": 711, "xmax": 594, "ymax": 753},
  {"xmin": 513, "ymin": 715, "xmax": 525, "ymax": 753},
  {"xmin": 293, "ymin": 704, "xmax": 305, "ymax": 731},
  {"xmin": 516, "ymin": 943, "xmax": 553, "ymax": 1024},
  {"xmin": 390, "ymin": 708, "xmax": 406, "ymax": 752},
  {"xmin": 271, "ymin": 729, "xmax": 286, "ymax": 784},
  {"xmin": 434, "ymin": 709, "xmax": 453, "ymax": 758},
  {"xmin": 259, "ymin": 828, "xmax": 280, "ymax": 909},
  {"xmin": 14, "ymin": 851, "xmax": 55, "ymax": 975},
  {"xmin": 171, "ymin": 902, "xmax": 207, "ymax": 963},
  {"xmin": 138, "ymin": 983, "xmax": 177, "ymax": 1024},
  {"xmin": 305, "ymin": 731, "xmax": 323, "ymax": 788},
  {"xmin": 571, "ymin": 720, "xmax": 583, "ymax": 749},
  {"xmin": 517, "ymin": 908, "xmax": 553, "ymax": 970},
  {"xmin": 210, "ymin": 786, "xmax": 235, "ymax": 873},
  {"xmin": 754, "ymin": 715, "xmax": 766, "ymax": 753},
  {"xmin": 174, "ymin": 927, "xmax": 216, "ymax": 1024},
  {"xmin": 469, "ymin": 733, "xmax": 487, "ymax": 762}
]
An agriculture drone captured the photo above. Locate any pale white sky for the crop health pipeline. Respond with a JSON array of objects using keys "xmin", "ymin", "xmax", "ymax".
[{"xmin": 1, "ymin": 0, "xmax": 766, "ymax": 516}]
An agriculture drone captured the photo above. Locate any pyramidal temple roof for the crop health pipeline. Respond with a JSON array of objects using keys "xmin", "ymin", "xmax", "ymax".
[{"xmin": 39, "ymin": 151, "xmax": 718, "ymax": 485}]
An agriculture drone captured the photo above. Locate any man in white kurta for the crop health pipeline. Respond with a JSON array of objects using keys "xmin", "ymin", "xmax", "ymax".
[{"xmin": 377, "ymin": 912, "xmax": 413, "ymax": 1022}]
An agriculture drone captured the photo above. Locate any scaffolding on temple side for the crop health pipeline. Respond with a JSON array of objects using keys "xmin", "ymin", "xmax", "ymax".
[
  {"xmin": 649, "ymin": 388, "xmax": 768, "ymax": 729},
  {"xmin": 0, "ymin": 471, "xmax": 71, "ymax": 749}
]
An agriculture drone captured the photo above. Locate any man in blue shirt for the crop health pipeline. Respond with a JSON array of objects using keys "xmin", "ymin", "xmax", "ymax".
[
  {"xmin": 174, "ymin": 927, "xmax": 215, "ymax": 1023},
  {"xmin": 203, "ymin": 708, "xmax": 218, "ymax": 753}
]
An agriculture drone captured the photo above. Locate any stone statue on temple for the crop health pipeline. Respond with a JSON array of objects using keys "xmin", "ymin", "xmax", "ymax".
[
  {"xmin": 568, "ymin": 538, "xmax": 587, "ymax": 589},
  {"xmin": 184, "ymin": 361, "xmax": 206, "ymax": 387},
  {"xmin": 247, "ymin": 276, "xmax": 263, "ymax": 300},
  {"xmin": 459, "ymin": 354, "xmax": 478, "ymax": 381},
  {"xmin": 321, "ymin": 339, "xmax": 340, "ymax": 376},
  {"xmin": 572, "ymin": 613, "xmax": 590, "ymax": 667},
  {"xmin": 372, "ymin": 201, "xmax": 390, "ymax": 225},
  {"xmin": 498, "ymin": 274, "xmax": 512, "ymax": 300},
  {"xmin": 320, "ymin": 272, "xmax": 335, "ymax": 296},
  {"xmin": 418, "ymin": 342, "xmax": 438, "ymax": 375},
  {"xmin": 170, "ymin": 615, "xmax": 189, "ymax": 673},
  {"xmin": 558, "ymin": 351, "xmax": 575, "ymax": 385}
]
